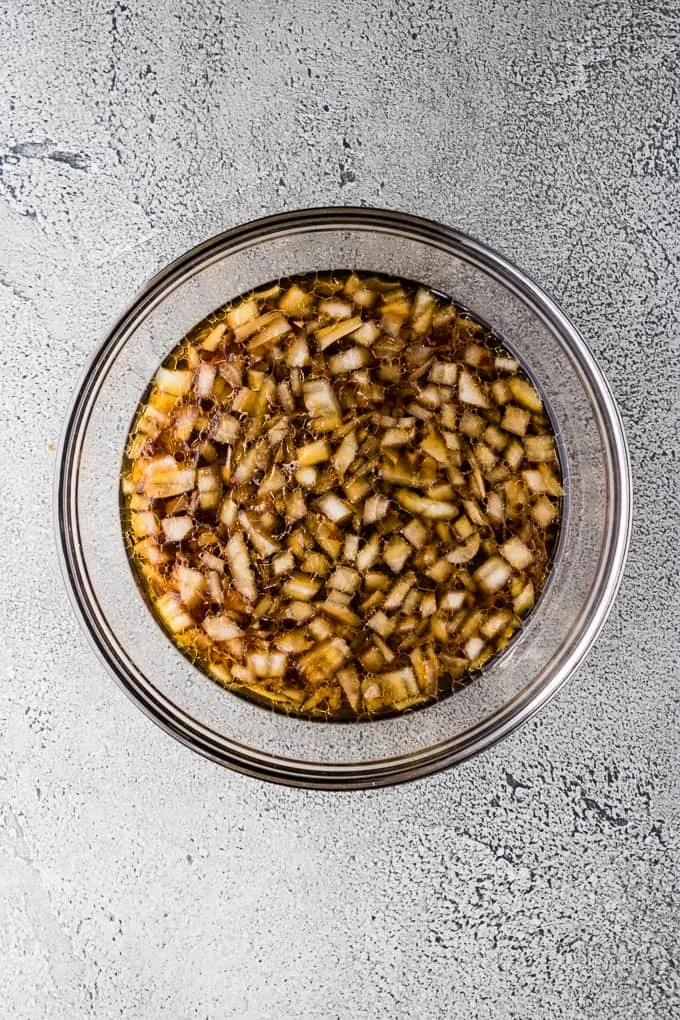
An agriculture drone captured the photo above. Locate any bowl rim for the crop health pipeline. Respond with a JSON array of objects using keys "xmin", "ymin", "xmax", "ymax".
[{"xmin": 55, "ymin": 206, "xmax": 633, "ymax": 789}]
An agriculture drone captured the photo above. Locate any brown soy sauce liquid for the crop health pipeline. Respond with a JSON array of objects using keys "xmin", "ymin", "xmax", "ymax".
[{"xmin": 121, "ymin": 271, "xmax": 563, "ymax": 721}]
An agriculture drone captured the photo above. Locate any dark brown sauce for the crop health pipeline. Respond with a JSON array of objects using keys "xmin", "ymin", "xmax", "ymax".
[{"xmin": 121, "ymin": 271, "xmax": 563, "ymax": 720}]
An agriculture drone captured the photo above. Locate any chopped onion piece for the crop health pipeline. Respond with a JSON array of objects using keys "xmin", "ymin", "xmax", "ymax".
[
  {"xmin": 337, "ymin": 668, "xmax": 361, "ymax": 711},
  {"xmin": 427, "ymin": 558, "xmax": 454, "ymax": 583},
  {"xmin": 459, "ymin": 369, "xmax": 489, "ymax": 408},
  {"xmin": 281, "ymin": 600, "xmax": 315, "ymax": 623},
  {"xmin": 135, "ymin": 537, "xmax": 168, "ymax": 566},
  {"xmin": 463, "ymin": 499, "xmax": 487, "ymax": 528},
  {"xmin": 276, "ymin": 628, "xmax": 313, "ymax": 654},
  {"xmin": 332, "ymin": 430, "xmax": 358, "ymax": 477},
  {"xmin": 173, "ymin": 404, "xmax": 199, "ymax": 442},
  {"xmin": 486, "ymin": 491, "xmax": 505, "ymax": 524},
  {"xmin": 382, "ymin": 424, "xmax": 415, "ymax": 447},
  {"xmin": 205, "ymin": 570, "xmax": 223, "ymax": 604},
  {"xmin": 297, "ymin": 438, "xmax": 331, "ymax": 467},
  {"xmin": 363, "ymin": 494, "xmax": 391, "ymax": 524},
  {"xmin": 383, "ymin": 574, "xmax": 415, "ymax": 611},
  {"xmin": 474, "ymin": 556, "xmax": 512, "ymax": 593},
  {"xmin": 286, "ymin": 332, "xmax": 311, "ymax": 367},
  {"xmin": 464, "ymin": 636, "xmax": 486, "ymax": 660},
  {"xmin": 421, "ymin": 431, "xmax": 449, "ymax": 465},
  {"xmin": 317, "ymin": 491, "xmax": 352, "ymax": 524},
  {"xmin": 501, "ymin": 536, "xmax": 534, "ymax": 570},
  {"xmin": 156, "ymin": 592, "xmax": 193, "ymax": 633},
  {"xmin": 296, "ymin": 466, "xmax": 317, "ymax": 490},
  {"xmin": 195, "ymin": 362, "xmax": 216, "ymax": 399},
  {"xmin": 514, "ymin": 580, "xmax": 535, "ymax": 614},
  {"xmin": 464, "ymin": 343, "xmax": 487, "ymax": 367},
  {"xmin": 285, "ymin": 490, "xmax": 307, "ymax": 521},
  {"xmin": 506, "ymin": 439, "xmax": 524, "ymax": 471},
  {"xmin": 474, "ymin": 442, "xmax": 497, "ymax": 473},
  {"xmin": 203, "ymin": 615, "xmax": 244, "ymax": 641},
  {"xmin": 328, "ymin": 347, "xmax": 372, "ymax": 374},
  {"xmin": 301, "ymin": 551, "xmax": 330, "ymax": 576},
  {"xmin": 315, "ymin": 315, "xmax": 364, "ymax": 350},
  {"xmin": 176, "ymin": 566, "xmax": 206, "ymax": 611},
  {"xmin": 361, "ymin": 677, "xmax": 383, "ymax": 710},
  {"xmin": 232, "ymin": 387, "xmax": 257, "ymax": 414},
  {"xmin": 440, "ymin": 590, "xmax": 467, "ymax": 611},
  {"xmin": 409, "ymin": 287, "xmax": 435, "ymax": 336},
  {"xmin": 250, "ymin": 652, "xmax": 288, "ymax": 678},
  {"xmin": 416, "ymin": 384, "xmax": 442, "ymax": 409},
  {"xmin": 212, "ymin": 412, "xmax": 240, "ymax": 444},
  {"xmin": 219, "ymin": 497, "xmax": 238, "ymax": 528},
  {"xmin": 309, "ymin": 617, "xmax": 335, "ymax": 642},
  {"xmin": 495, "ymin": 355, "xmax": 519, "ymax": 373},
  {"xmin": 351, "ymin": 320, "xmax": 379, "ymax": 346},
  {"xmin": 226, "ymin": 533, "xmax": 257, "ymax": 604},
  {"xmin": 319, "ymin": 298, "xmax": 354, "ymax": 319},
  {"xmin": 247, "ymin": 314, "xmax": 291, "ymax": 352},
  {"xmin": 380, "ymin": 667, "xmax": 420, "ymax": 708},
  {"xmin": 429, "ymin": 360, "xmax": 457, "ymax": 385},
  {"xmin": 227, "ymin": 298, "xmax": 258, "ymax": 329},
  {"xmin": 342, "ymin": 534, "xmax": 359, "ymax": 562},
  {"xmin": 131, "ymin": 510, "xmax": 158, "ymax": 539},
  {"xmin": 282, "ymin": 573, "xmax": 321, "ymax": 601},
  {"xmin": 143, "ymin": 462, "xmax": 196, "ymax": 500},
  {"xmin": 272, "ymin": 551, "xmax": 295, "ymax": 576},
  {"xmin": 161, "ymin": 515, "xmax": 192, "ymax": 543},
  {"xmin": 197, "ymin": 465, "xmax": 221, "ymax": 509},
  {"xmin": 481, "ymin": 610, "xmax": 513, "ymax": 639},
  {"xmin": 200, "ymin": 551, "xmax": 224, "ymax": 573},
  {"xmin": 155, "ymin": 367, "xmax": 193, "ymax": 397},
  {"xmin": 447, "ymin": 533, "xmax": 481, "ymax": 564},
  {"xmin": 326, "ymin": 589, "xmax": 351, "ymax": 606},
  {"xmin": 524, "ymin": 434, "xmax": 556, "ymax": 462},
  {"xmin": 367, "ymin": 610, "xmax": 395, "ymax": 638},
  {"xmin": 303, "ymin": 378, "xmax": 341, "ymax": 419},
  {"xmin": 373, "ymin": 634, "xmax": 395, "ymax": 663},
  {"xmin": 538, "ymin": 463, "xmax": 563, "ymax": 496},
  {"xmin": 258, "ymin": 466, "xmax": 286, "ymax": 496},
  {"xmin": 298, "ymin": 637, "xmax": 350, "ymax": 683},
  {"xmin": 318, "ymin": 600, "xmax": 362, "ymax": 628},
  {"xmin": 395, "ymin": 489, "xmax": 457, "ymax": 520},
  {"xmin": 238, "ymin": 511, "xmax": 279, "ymax": 558},
  {"xmin": 343, "ymin": 476, "xmax": 371, "ymax": 504},
  {"xmin": 383, "ymin": 537, "xmax": 412, "ymax": 573},
  {"xmin": 277, "ymin": 380, "xmax": 295, "ymax": 412},
  {"xmin": 201, "ymin": 322, "xmax": 226, "ymax": 351},
  {"xmin": 402, "ymin": 518, "xmax": 428, "ymax": 548},
  {"xmin": 407, "ymin": 401, "xmax": 432, "ymax": 422},
  {"xmin": 532, "ymin": 495, "xmax": 557, "ymax": 527},
  {"xmin": 232, "ymin": 443, "xmax": 264, "ymax": 484},
  {"xmin": 279, "ymin": 284, "xmax": 313, "ymax": 318},
  {"xmin": 508, "ymin": 376, "xmax": 543, "ymax": 412},
  {"xmin": 502, "ymin": 404, "xmax": 530, "ymax": 437},
  {"xmin": 354, "ymin": 533, "xmax": 379, "ymax": 572},
  {"xmin": 410, "ymin": 645, "xmax": 438, "ymax": 695},
  {"xmin": 232, "ymin": 309, "xmax": 282, "ymax": 341},
  {"xmin": 328, "ymin": 565, "xmax": 360, "ymax": 594}
]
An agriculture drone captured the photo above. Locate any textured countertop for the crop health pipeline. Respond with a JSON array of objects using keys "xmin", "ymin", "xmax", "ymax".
[{"xmin": 1, "ymin": 2, "xmax": 678, "ymax": 1017}]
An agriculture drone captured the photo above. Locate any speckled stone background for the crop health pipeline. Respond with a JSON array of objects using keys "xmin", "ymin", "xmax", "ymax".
[{"xmin": 1, "ymin": 1, "xmax": 678, "ymax": 1017}]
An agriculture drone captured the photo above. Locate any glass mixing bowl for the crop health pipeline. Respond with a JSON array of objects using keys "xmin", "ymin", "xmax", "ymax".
[{"xmin": 56, "ymin": 208, "xmax": 632, "ymax": 788}]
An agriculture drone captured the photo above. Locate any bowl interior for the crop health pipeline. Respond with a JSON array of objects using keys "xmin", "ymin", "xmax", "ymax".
[{"xmin": 59, "ymin": 210, "xmax": 631, "ymax": 786}]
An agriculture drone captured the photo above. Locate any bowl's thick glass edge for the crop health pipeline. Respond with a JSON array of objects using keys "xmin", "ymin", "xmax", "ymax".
[{"xmin": 54, "ymin": 206, "xmax": 633, "ymax": 789}]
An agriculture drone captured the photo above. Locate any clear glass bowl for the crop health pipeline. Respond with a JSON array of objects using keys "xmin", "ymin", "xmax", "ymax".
[{"xmin": 56, "ymin": 208, "xmax": 632, "ymax": 788}]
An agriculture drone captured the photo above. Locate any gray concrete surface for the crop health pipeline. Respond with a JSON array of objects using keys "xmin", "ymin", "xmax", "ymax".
[{"xmin": 1, "ymin": 1, "xmax": 678, "ymax": 1017}]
